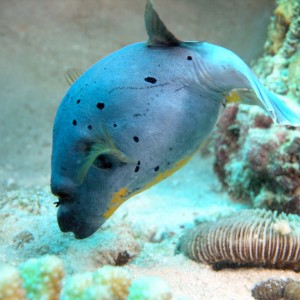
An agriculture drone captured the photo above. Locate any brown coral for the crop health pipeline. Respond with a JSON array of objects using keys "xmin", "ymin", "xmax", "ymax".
[
  {"xmin": 251, "ymin": 278, "xmax": 292, "ymax": 300},
  {"xmin": 178, "ymin": 209, "xmax": 300, "ymax": 271},
  {"xmin": 285, "ymin": 280, "xmax": 300, "ymax": 300},
  {"xmin": 213, "ymin": 104, "xmax": 300, "ymax": 213},
  {"xmin": 251, "ymin": 278, "xmax": 300, "ymax": 300}
]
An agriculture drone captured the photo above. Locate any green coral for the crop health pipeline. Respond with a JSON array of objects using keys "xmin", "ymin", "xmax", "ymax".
[
  {"xmin": 60, "ymin": 272, "xmax": 113, "ymax": 300},
  {"xmin": 0, "ymin": 265, "xmax": 26, "ymax": 300},
  {"xmin": 127, "ymin": 276, "xmax": 172, "ymax": 300},
  {"xmin": 61, "ymin": 265, "xmax": 131, "ymax": 300},
  {"xmin": 19, "ymin": 255, "xmax": 64, "ymax": 300},
  {"xmin": 0, "ymin": 256, "xmax": 173, "ymax": 300}
]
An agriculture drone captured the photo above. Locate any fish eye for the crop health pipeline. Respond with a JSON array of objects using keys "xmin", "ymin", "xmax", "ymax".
[{"xmin": 94, "ymin": 154, "xmax": 114, "ymax": 169}]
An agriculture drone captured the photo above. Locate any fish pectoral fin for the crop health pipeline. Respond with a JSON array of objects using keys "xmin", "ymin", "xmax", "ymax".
[
  {"xmin": 65, "ymin": 68, "xmax": 84, "ymax": 85},
  {"xmin": 144, "ymin": 0, "xmax": 181, "ymax": 46},
  {"xmin": 225, "ymin": 88, "xmax": 265, "ymax": 109}
]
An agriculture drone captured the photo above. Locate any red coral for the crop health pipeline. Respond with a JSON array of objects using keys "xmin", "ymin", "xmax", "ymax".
[{"xmin": 213, "ymin": 104, "xmax": 300, "ymax": 213}]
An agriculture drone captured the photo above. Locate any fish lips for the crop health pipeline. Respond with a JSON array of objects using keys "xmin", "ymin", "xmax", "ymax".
[{"xmin": 57, "ymin": 203, "xmax": 105, "ymax": 239}]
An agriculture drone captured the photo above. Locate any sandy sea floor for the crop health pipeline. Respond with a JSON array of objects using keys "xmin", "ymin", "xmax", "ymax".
[
  {"xmin": 2, "ymin": 0, "xmax": 300, "ymax": 299},
  {"xmin": 1, "ymin": 155, "xmax": 300, "ymax": 299}
]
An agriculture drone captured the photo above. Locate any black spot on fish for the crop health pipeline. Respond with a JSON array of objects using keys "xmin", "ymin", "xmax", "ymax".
[
  {"xmin": 88, "ymin": 125, "xmax": 92, "ymax": 130},
  {"xmin": 167, "ymin": 162, "xmax": 171, "ymax": 166},
  {"xmin": 137, "ymin": 161, "xmax": 140, "ymax": 166},
  {"xmin": 187, "ymin": 56, "xmax": 192, "ymax": 60},
  {"xmin": 60, "ymin": 167, "xmax": 67, "ymax": 171},
  {"xmin": 72, "ymin": 119, "xmax": 77, "ymax": 126},
  {"xmin": 135, "ymin": 166, "xmax": 140, "ymax": 173},
  {"xmin": 133, "ymin": 136, "xmax": 139, "ymax": 143},
  {"xmin": 144, "ymin": 77, "xmax": 157, "ymax": 84},
  {"xmin": 77, "ymin": 99, "xmax": 81, "ymax": 104},
  {"xmin": 113, "ymin": 123, "xmax": 117, "ymax": 128},
  {"xmin": 169, "ymin": 147, "xmax": 173, "ymax": 151},
  {"xmin": 154, "ymin": 166, "xmax": 160, "ymax": 172},
  {"xmin": 97, "ymin": 102, "xmax": 105, "ymax": 110},
  {"xmin": 133, "ymin": 113, "xmax": 142, "ymax": 117}
]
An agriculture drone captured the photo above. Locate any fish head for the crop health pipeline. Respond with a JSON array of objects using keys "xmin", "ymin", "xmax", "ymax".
[
  {"xmin": 50, "ymin": 72, "xmax": 194, "ymax": 239},
  {"xmin": 50, "ymin": 84, "xmax": 144, "ymax": 238},
  {"xmin": 51, "ymin": 60, "xmax": 220, "ymax": 239}
]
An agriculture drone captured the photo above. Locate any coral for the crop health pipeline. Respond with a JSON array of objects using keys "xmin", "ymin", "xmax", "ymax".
[
  {"xmin": 289, "ymin": 51, "xmax": 300, "ymax": 97},
  {"xmin": 285, "ymin": 280, "xmax": 300, "ymax": 300},
  {"xmin": 91, "ymin": 266, "xmax": 132, "ymax": 299},
  {"xmin": 251, "ymin": 278, "xmax": 300, "ymax": 300},
  {"xmin": 0, "ymin": 255, "xmax": 173, "ymax": 300},
  {"xmin": 252, "ymin": 0, "xmax": 300, "ymax": 99},
  {"xmin": 127, "ymin": 276, "xmax": 172, "ymax": 300},
  {"xmin": 19, "ymin": 255, "xmax": 64, "ymax": 300},
  {"xmin": 213, "ymin": 104, "xmax": 300, "ymax": 213},
  {"xmin": 251, "ymin": 278, "xmax": 291, "ymax": 300},
  {"xmin": 177, "ymin": 209, "xmax": 300, "ymax": 271},
  {"xmin": 60, "ymin": 272, "xmax": 114, "ymax": 300},
  {"xmin": 0, "ymin": 265, "xmax": 26, "ymax": 300}
]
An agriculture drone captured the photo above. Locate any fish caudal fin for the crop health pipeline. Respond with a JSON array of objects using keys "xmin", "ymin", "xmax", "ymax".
[{"xmin": 144, "ymin": 0, "xmax": 181, "ymax": 46}]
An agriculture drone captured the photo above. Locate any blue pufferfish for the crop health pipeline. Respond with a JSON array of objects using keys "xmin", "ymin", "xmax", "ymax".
[{"xmin": 51, "ymin": 0, "xmax": 300, "ymax": 239}]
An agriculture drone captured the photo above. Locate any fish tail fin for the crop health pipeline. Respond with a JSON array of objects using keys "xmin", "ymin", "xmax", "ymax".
[{"xmin": 247, "ymin": 71, "xmax": 300, "ymax": 126}]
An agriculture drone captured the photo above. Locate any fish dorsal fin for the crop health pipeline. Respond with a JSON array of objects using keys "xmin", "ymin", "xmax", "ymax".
[
  {"xmin": 65, "ymin": 68, "xmax": 84, "ymax": 85},
  {"xmin": 144, "ymin": 0, "xmax": 181, "ymax": 46}
]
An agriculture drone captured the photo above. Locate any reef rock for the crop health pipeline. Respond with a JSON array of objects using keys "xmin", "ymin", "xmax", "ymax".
[
  {"xmin": 252, "ymin": 277, "xmax": 300, "ymax": 300},
  {"xmin": 252, "ymin": 0, "xmax": 300, "ymax": 99},
  {"xmin": 213, "ymin": 104, "xmax": 300, "ymax": 213}
]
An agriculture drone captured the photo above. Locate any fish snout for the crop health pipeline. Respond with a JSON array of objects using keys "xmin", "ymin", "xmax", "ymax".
[
  {"xmin": 51, "ymin": 176, "xmax": 76, "ymax": 205},
  {"xmin": 57, "ymin": 204, "xmax": 104, "ymax": 239}
]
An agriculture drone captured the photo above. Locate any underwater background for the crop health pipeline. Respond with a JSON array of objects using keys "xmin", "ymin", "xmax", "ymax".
[{"xmin": 1, "ymin": 0, "xmax": 300, "ymax": 299}]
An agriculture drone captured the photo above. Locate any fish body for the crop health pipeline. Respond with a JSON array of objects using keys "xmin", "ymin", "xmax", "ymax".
[{"xmin": 51, "ymin": 0, "xmax": 300, "ymax": 239}]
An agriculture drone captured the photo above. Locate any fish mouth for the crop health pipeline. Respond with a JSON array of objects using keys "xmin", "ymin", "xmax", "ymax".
[{"xmin": 57, "ymin": 204, "xmax": 103, "ymax": 239}]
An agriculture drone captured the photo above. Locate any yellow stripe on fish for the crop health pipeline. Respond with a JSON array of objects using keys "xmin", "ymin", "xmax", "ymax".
[{"xmin": 103, "ymin": 152, "xmax": 195, "ymax": 219}]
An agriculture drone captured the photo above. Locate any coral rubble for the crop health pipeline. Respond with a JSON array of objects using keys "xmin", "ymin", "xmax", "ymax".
[
  {"xmin": 213, "ymin": 104, "xmax": 300, "ymax": 213},
  {"xmin": 177, "ymin": 209, "xmax": 300, "ymax": 271},
  {"xmin": 0, "ymin": 255, "xmax": 172, "ymax": 300},
  {"xmin": 252, "ymin": 0, "xmax": 300, "ymax": 99}
]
